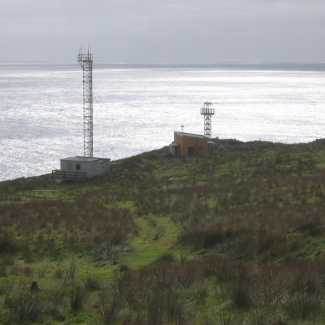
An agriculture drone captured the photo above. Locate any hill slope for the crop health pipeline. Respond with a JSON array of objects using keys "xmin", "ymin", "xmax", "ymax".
[{"xmin": 1, "ymin": 139, "xmax": 325, "ymax": 324}]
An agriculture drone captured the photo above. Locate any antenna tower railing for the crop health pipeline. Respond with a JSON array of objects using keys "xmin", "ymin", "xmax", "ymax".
[{"xmin": 78, "ymin": 49, "xmax": 93, "ymax": 157}]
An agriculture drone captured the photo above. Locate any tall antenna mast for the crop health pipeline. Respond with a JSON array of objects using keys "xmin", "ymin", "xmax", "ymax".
[
  {"xmin": 200, "ymin": 102, "xmax": 215, "ymax": 138},
  {"xmin": 78, "ymin": 48, "xmax": 93, "ymax": 157}
]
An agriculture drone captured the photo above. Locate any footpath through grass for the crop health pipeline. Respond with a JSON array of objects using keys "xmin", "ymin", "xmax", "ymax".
[{"xmin": 127, "ymin": 216, "xmax": 182, "ymax": 268}]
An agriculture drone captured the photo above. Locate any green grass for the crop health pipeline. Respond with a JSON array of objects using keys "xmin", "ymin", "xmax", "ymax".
[
  {"xmin": 127, "ymin": 216, "xmax": 181, "ymax": 268},
  {"xmin": 2, "ymin": 138, "xmax": 325, "ymax": 323}
]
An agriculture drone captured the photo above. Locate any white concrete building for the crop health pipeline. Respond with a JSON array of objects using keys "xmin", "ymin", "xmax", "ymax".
[{"xmin": 52, "ymin": 156, "xmax": 111, "ymax": 182}]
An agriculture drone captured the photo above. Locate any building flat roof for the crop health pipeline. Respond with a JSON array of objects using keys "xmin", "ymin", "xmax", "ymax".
[
  {"xmin": 61, "ymin": 156, "xmax": 111, "ymax": 162},
  {"xmin": 174, "ymin": 131, "xmax": 207, "ymax": 140}
]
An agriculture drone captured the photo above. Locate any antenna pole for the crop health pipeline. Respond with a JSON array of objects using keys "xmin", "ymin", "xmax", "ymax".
[
  {"xmin": 200, "ymin": 102, "xmax": 215, "ymax": 138},
  {"xmin": 78, "ymin": 49, "xmax": 93, "ymax": 157}
]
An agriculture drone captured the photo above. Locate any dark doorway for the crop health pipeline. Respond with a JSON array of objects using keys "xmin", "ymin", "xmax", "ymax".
[{"xmin": 188, "ymin": 147, "xmax": 195, "ymax": 156}]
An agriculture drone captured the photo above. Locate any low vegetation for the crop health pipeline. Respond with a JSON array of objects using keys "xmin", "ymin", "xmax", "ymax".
[{"xmin": 1, "ymin": 138, "xmax": 325, "ymax": 323}]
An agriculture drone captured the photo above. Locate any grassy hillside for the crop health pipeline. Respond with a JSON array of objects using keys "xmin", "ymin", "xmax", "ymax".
[{"xmin": 1, "ymin": 138, "xmax": 325, "ymax": 324}]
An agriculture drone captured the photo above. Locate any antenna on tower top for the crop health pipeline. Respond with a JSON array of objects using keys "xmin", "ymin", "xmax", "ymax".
[
  {"xmin": 78, "ymin": 48, "xmax": 93, "ymax": 157},
  {"xmin": 200, "ymin": 102, "xmax": 215, "ymax": 138}
]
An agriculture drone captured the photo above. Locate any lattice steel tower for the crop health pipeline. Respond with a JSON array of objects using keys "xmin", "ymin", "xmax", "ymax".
[
  {"xmin": 200, "ymin": 102, "xmax": 215, "ymax": 138},
  {"xmin": 78, "ymin": 49, "xmax": 93, "ymax": 157}
]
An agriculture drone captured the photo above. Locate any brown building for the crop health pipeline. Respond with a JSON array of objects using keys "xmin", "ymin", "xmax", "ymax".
[{"xmin": 169, "ymin": 131, "xmax": 215, "ymax": 157}]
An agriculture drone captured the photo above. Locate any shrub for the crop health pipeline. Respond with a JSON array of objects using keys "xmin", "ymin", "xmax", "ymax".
[
  {"xmin": 98, "ymin": 288, "xmax": 120, "ymax": 325},
  {"xmin": 3, "ymin": 291, "xmax": 45, "ymax": 323},
  {"xmin": 63, "ymin": 262, "xmax": 77, "ymax": 285},
  {"xmin": 54, "ymin": 268, "xmax": 64, "ymax": 279},
  {"xmin": 154, "ymin": 253, "xmax": 176, "ymax": 264},
  {"xmin": 0, "ymin": 264, "xmax": 7, "ymax": 277},
  {"xmin": 0, "ymin": 231, "xmax": 17, "ymax": 254},
  {"xmin": 69, "ymin": 283, "xmax": 86, "ymax": 312},
  {"xmin": 84, "ymin": 275, "xmax": 101, "ymax": 292},
  {"xmin": 230, "ymin": 285, "xmax": 252, "ymax": 309},
  {"xmin": 283, "ymin": 293, "xmax": 322, "ymax": 320},
  {"xmin": 43, "ymin": 287, "xmax": 66, "ymax": 320}
]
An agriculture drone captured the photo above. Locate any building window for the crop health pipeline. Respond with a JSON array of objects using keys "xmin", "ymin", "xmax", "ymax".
[
  {"xmin": 199, "ymin": 146, "xmax": 202, "ymax": 150},
  {"xmin": 76, "ymin": 164, "xmax": 81, "ymax": 171},
  {"xmin": 67, "ymin": 162, "xmax": 72, "ymax": 170}
]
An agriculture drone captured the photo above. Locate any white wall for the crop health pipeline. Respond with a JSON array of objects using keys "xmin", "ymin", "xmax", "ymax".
[{"xmin": 61, "ymin": 160, "xmax": 99, "ymax": 179}]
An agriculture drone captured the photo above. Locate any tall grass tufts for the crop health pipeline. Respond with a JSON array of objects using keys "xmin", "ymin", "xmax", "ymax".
[{"xmin": 3, "ymin": 291, "xmax": 44, "ymax": 323}]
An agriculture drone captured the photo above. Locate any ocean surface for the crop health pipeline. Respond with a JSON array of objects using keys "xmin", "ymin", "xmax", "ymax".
[{"xmin": 1, "ymin": 62, "xmax": 325, "ymax": 181}]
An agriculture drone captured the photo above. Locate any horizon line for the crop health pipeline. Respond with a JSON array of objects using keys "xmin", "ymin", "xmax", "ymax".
[{"xmin": 1, "ymin": 60, "xmax": 325, "ymax": 65}]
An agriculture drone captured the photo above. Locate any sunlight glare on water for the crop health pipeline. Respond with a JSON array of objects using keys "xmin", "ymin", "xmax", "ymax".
[{"xmin": 0, "ymin": 62, "xmax": 325, "ymax": 181}]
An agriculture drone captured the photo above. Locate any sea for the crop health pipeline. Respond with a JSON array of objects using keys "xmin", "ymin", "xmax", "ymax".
[{"xmin": 1, "ymin": 62, "xmax": 325, "ymax": 182}]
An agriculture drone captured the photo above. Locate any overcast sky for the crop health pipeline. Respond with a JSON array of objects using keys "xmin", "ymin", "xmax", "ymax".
[{"xmin": 1, "ymin": 0, "xmax": 325, "ymax": 63}]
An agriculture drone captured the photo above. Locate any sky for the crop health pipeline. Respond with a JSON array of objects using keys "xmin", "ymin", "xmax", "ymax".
[{"xmin": 1, "ymin": 0, "xmax": 325, "ymax": 63}]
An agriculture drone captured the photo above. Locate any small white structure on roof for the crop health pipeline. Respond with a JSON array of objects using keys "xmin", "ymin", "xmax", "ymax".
[{"xmin": 52, "ymin": 156, "xmax": 111, "ymax": 183}]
